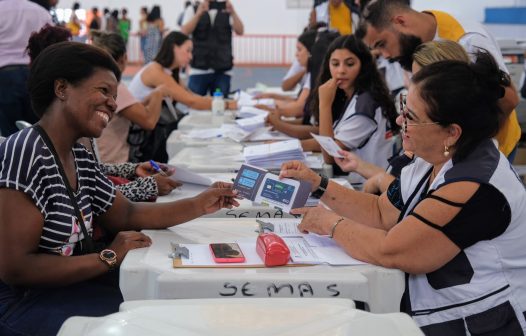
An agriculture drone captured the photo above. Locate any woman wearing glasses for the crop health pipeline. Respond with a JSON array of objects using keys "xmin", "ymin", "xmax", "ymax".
[{"xmin": 280, "ymin": 51, "xmax": 526, "ymax": 334}]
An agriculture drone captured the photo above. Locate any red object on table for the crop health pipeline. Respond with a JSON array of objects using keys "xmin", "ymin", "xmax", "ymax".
[{"xmin": 256, "ymin": 233, "xmax": 290, "ymax": 267}]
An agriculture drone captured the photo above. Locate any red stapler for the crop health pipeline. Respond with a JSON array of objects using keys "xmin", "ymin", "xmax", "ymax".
[{"xmin": 256, "ymin": 233, "xmax": 290, "ymax": 267}]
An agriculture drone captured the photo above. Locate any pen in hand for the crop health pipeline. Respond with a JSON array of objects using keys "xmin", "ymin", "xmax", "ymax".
[{"xmin": 149, "ymin": 160, "xmax": 168, "ymax": 176}]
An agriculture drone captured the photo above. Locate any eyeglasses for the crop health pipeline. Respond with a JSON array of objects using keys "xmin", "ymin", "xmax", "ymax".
[{"xmin": 399, "ymin": 94, "xmax": 439, "ymax": 133}]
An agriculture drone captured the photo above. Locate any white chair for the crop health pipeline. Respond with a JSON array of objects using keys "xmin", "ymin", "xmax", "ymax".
[
  {"xmin": 15, "ymin": 120, "xmax": 32, "ymax": 130},
  {"xmin": 58, "ymin": 298, "xmax": 423, "ymax": 336}
]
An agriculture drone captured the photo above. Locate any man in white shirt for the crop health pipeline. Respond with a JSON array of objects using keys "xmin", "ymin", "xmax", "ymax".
[
  {"xmin": 0, "ymin": 0, "xmax": 51, "ymax": 136},
  {"xmin": 358, "ymin": 0, "xmax": 521, "ymax": 160},
  {"xmin": 181, "ymin": 0, "xmax": 244, "ymax": 97}
]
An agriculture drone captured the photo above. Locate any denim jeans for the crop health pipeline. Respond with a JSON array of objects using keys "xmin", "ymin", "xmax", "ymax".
[
  {"xmin": 0, "ymin": 272, "xmax": 123, "ymax": 336},
  {"xmin": 0, "ymin": 65, "xmax": 37, "ymax": 137},
  {"xmin": 188, "ymin": 72, "xmax": 231, "ymax": 97}
]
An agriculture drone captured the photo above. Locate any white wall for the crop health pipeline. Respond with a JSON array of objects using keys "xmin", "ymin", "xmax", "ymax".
[
  {"xmin": 56, "ymin": 0, "xmax": 525, "ymax": 37},
  {"xmin": 412, "ymin": 0, "xmax": 520, "ymax": 24}
]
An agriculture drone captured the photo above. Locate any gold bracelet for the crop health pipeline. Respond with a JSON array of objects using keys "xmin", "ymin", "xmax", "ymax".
[{"xmin": 329, "ymin": 217, "xmax": 345, "ymax": 238}]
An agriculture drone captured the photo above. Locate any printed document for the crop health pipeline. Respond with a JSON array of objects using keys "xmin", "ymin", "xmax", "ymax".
[{"xmin": 311, "ymin": 133, "xmax": 344, "ymax": 158}]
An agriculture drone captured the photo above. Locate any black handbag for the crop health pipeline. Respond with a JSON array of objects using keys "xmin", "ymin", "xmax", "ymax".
[{"xmin": 127, "ymin": 100, "xmax": 184, "ymax": 163}]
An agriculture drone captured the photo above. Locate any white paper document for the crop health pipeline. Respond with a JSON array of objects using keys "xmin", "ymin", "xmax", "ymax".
[
  {"xmin": 283, "ymin": 236, "xmax": 366, "ymax": 266},
  {"xmin": 168, "ymin": 165, "xmax": 213, "ymax": 186},
  {"xmin": 311, "ymin": 133, "xmax": 344, "ymax": 158},
  {"xmin": 235, "ymin": 91, "xmax": 275, "ymax": 108},
  {"xmin": 247, "ymin": 127, "xmax": 294, "ymax": 142},
  {"xmin": 237, "ymin": 106, "xmax": 269, "ymax": 119},
  {"xmin": 257, "ymin": 218, "xmax": 303, "ymax": 236},
  {"xmin": 243, "ymin": 139, "xmax": 305, "ymax": 169},
  {"xmin": 236, "ymin": 115, "xmax": 266, "ymax": 131},
  {"xmin": 258, "ymin": 219, "xmax": 366, "ymax": 266}
]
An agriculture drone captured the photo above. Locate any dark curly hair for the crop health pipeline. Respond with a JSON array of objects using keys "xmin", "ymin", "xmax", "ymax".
[
  {"xmin": 26, "ymin": 24, "xmax": 72, "ymax": 65},
  {"xmin": 28, "ymin": 42, "xmax": 121, "ymax": 117}
]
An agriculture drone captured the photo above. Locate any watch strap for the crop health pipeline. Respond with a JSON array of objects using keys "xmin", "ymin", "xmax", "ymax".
[
  {"xmin": 311, "ymin": 175, "xmax": 329, "ymax": 199},
  {"xmin": 99, "ymin": 249, "xmax": 117, "ymax": 269}
]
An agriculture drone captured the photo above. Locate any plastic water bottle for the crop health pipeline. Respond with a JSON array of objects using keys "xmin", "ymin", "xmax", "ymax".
[{"xmin": 211, "ymin": 88, "xmax": 225, "ymax": 117}]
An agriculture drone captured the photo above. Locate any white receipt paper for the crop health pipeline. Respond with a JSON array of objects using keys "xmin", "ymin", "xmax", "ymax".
[
  {"xmin": 168, "ymin": 165, "xmax": 213, "ymax": 186},
  {"xmin": 310, "ymin": 133, "xmax": 344, "ymax": 158}
]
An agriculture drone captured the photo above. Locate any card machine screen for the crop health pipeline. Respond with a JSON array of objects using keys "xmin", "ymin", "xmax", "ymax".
[
  {"xmin": 240, "ymin": 169, "xmax": 259, "ymax": 183},
  {"xmin": 260, "ymin": 178, "xmax": 296, "ymax": 205}
]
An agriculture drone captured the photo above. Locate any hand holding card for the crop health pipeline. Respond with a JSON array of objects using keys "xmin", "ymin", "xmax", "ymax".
[
  {"xmin": 310, "ymin": 133, "xmax": 344, "ymax": 158},
  {"xmin": 233, "ymin": 164, "xmax": 312, "ymax": 213}
]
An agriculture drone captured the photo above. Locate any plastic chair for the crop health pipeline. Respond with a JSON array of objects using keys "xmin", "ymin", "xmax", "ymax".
[{"xmin": 15, "ymin": 120, "xmax": 32, "ymax": 130}]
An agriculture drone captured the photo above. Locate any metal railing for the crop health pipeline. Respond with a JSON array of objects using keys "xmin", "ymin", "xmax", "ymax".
[{"xmin": 127, "ymin": 33, "xmax": 298, "ymax": 66}]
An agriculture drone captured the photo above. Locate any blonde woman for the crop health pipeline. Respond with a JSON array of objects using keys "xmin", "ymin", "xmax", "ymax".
[{"xmin": 412, "ymin": 40, "xmax": 470, "ymax": 73}]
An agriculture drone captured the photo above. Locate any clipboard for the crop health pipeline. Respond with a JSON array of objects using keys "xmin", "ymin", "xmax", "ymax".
[
  {"xmin": 170, "ymin": 242, "xmax": 310, "ymax": 268},
  {"xmin": 172, "ymin": 258, "xmax": 268, "ymax": 268}
]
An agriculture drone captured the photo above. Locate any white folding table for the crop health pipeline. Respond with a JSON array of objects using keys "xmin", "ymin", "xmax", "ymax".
[{"xmin": 119, "ymin": 218, "xmax": 405, "ymax": 314}]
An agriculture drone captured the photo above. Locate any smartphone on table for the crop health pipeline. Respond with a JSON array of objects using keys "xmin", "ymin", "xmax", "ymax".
[{"xmin": 210, "ymin": 243, "xmax": 246, "ymax": 263}]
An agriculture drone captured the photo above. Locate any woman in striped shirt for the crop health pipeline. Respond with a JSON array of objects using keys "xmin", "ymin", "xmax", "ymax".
[{"xmin": 0, "ymin": 42, "xmax": 238, "ymax": 336}]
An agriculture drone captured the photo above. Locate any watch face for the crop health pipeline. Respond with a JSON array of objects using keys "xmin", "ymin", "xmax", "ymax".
[{"xmin": 102, "ymin": 250, "xmax": 116, "ymax": 259}]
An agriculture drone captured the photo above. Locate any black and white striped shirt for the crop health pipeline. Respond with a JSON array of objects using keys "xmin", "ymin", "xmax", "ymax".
[{"xmin": 0, "ymin": 128, "xmax": 116, "ymax": 256}]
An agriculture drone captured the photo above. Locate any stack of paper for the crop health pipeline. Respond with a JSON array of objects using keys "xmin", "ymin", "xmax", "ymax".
[
  {"xmin": 243, "ymin": 139, "xmax": 305, "ymax": 169},
  {"xmin": 245, "ymin": 127, "xmax": 294, "ymax": 142},
  {"xmin": 235, "ymin": 115, "xmax": 266, "ymax": 131},
  {"xmin": 236, "ymin": 91, "xmax": 275, "ymax": 108},
  {"xmin": 237, "ymin": 106, "xmax": 269, "ymax": 119}
]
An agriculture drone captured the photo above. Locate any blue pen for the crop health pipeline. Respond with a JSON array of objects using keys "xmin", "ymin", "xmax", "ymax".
[{"xmin": 149, "ymin": 160, "xmax": 167, "ymax": 176}]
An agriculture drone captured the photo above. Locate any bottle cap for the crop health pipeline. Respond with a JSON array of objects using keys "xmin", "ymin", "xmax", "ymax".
[{"xmin": 213, "ymin": 88, "xmax": 223, "ymax": 97}]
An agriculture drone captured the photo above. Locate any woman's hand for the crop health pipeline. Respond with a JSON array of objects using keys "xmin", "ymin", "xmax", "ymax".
[
  {"xmin": 266, "ymin": 111, "xmax": 281, "ymax": 128},
  {"xmin": 334, "ymin": 150, "xmax": 362, "ymax": 173},
  {"xmin": 196, "ymin": 0, "xmax": 209, "ymax": 16},
  {"xmin": 153, "ymin": 174, "xmax": 182, "ymax": 196},
  {"xmin": 318, "ymin": 78, "xmax": 339, "ymax": 108},
  {"xmin": 194, "ymin": 182, "xmax": 240, "ymax": 214},
  {"xmin": 291, "ymin": 206, "xmax": 341, "ymax": 236},
  {"xmin": 136, "ymin": 161, "xmax": 175, "ymax": 177},
  {"xmin": 107, "ymin": 231, "xmax": 152, "ymax": 265},
  {"xmin": 279, "ymin": 160, "xmax": 320, "ymax": 192}
]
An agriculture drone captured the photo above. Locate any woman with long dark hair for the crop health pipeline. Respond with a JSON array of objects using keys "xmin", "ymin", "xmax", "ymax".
[
  {"xmin": 129, "ymin": 31, "xmax": 236, "ymax": 111},
  {"xmin": 304, "ymin": 35, "xmax": 398, "ymax": 179}
]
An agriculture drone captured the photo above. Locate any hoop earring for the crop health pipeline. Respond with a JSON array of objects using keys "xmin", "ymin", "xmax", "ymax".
[{"xmin": 444, "ymin": 144, "xmax": 450, "ymax": 157}]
